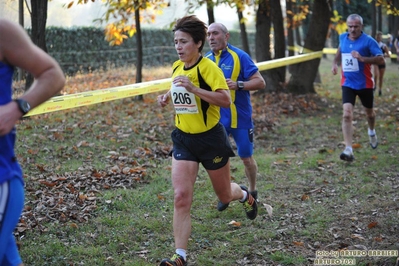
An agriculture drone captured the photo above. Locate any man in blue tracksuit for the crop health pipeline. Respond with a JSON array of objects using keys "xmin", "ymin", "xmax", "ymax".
[{"xmin": 205, "ymin": 22, "xmax": 266, "ymax": 211}]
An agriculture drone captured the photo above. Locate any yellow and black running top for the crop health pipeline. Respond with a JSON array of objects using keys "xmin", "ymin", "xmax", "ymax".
[{"xmin": 171, "ymin": 56, "xmax": 228, "ymax": 134}]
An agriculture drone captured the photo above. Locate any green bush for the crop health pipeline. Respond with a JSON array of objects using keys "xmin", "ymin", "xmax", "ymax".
[{"xmin": 31, "ymin": 27, "xmax": 255, "ymax": 75}]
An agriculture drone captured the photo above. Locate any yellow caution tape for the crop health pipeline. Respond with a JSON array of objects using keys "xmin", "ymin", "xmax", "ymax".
[
  {"xmin": 25, "ymin": 52, "xmax": 324, "ymax": 116},
  {"xmin": 257, "ymin": 51, "xmax": 323, "ymax": 71},
  {"xmin": 24, "ymin": 48, "xmax": 397, "ymax": 117},
  {"xmin": 26, "ymin": 78, "xmax": 171, "ymax": 117},
  {"xmin": 323, "ymin": 48, "xmax": 338, "ymax": 54},
  {"xmin": 287, "ymin": 46, "xmax": 302, "ymax": 52}
]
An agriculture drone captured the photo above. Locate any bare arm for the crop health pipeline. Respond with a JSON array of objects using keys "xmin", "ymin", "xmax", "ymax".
[
  {"xmin": 383, "ymin": 45, "xmax": 390, "ymax": 58},
  {"xmin": 157, "ymin": 77, "xmax": 231, "ymax": 108},
  {"xmin": 0, "ymin": 19, "xmax": 65, "ymax": 135},
  {"xmin": 331, "ymin": 47, "xmax": 341, "ymax": 75},
  {"xmin": 226, "ymin": 71, "xmax": 266, "ymax": 91},
  {"xmin": 174, "ymin": 76, "xmax": 231, "ymax": 108},
  {"xmin": 351, "ymin": 51, "xmax": 384, "ymax": 65},
  {"xmin": 394, "ymin": 38, "xmax": 399, "ymax": 51}
]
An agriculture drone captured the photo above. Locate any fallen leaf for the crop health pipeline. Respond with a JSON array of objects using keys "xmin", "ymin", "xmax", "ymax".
[
  {"xmin": 293, "ymin": 241, "xmax": 304, "ymax": 246},
  {"xmin": 39, "ymin": 181, "xmax": 56, "ymax": 187},
  {"xmin": 352, "ymin": 143, "xmax": 362, "ymax": 149},
  {"xmin": 368, "ymin": 221, "xmax": 378, "ymax": 229},
  {"xmin": 70, "ymin": 223, "xmax": 79, "ymax": 228},
  {"xmin": 263, "ymin": 203, "xmax": 273, "ymax": 218},
  {"xmin": 157, "ymin": 194, "xmax": 165, "ymax": 201},
  {"xmin": 228, "ymin": 220, "xmax": 241, "ymax": 227},
  {"xmin": 301, "ymin": 194, "xmax": 310, "ymax": 201}
]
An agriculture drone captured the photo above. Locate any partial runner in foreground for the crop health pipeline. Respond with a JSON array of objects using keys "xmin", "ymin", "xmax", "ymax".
[{"xmin": 0, "ymin": 18, "xmax": 65, "ymax": 266}]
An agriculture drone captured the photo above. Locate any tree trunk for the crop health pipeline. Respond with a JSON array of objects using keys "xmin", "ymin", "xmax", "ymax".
[
  {"xmin": 371, "ymin": 1, "xmax": 376, "ymax": 38},
  {"xmin": 255, "ymin": 0, "xmax": 271, "ymax": 62},
  {"xmin": 26, "ymin": 0, "xmax": 48, "ymax": 90},
  {"xmin": 255, "ymin": 0, "xmax": 271, "ymax": 92},
  {"xmin": 287, "ymin": 0, "xmax": 332, "ymax": 94},
  {"xmin": 135, "ymin": 2, "xmax": 143, "ymax": 101},
  {"xmin": 286, "ymin": 0, "xmax": 295, "ymax": 57},
  {"xmin": 206, "ymin": 0, "xmax": 215, "ymax": 25},
  {"xmin": 266, "ymin": 0, "xmax": 285, "ymax": 91},
  {"xmin": 237, "ymin": 8, "xmax": 250, "ymax": 56},
  {"xmin": 393, "ymin": 0, "xmax": 399, "ymax": 63},
  {"xmin": 293, "ymin": 1, "xmax": 302, "ymax": 47},
  {"xmin": 18, "ymin": 0, "xmax": 25, "ymax": 82},
  {"xmin": 377, "ymin": 4, "xmax": 382, "ymax": 32}
]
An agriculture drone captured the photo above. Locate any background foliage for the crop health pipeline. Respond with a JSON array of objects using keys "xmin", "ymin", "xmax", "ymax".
[{"xmin": 37, "ymin": 27, "xmax": 255, "ymax": 75}]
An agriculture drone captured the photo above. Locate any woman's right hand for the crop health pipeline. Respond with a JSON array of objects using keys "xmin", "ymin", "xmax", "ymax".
[{"xmin": 157, "ymin": 92, "xmax": 170, "ymax": 107}]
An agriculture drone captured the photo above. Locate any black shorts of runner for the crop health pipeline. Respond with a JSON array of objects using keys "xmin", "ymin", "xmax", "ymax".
[
  {"xmin": 378, "ymin": 64, "xmax": 386, "ymax": 69},
  {"xmin": 171, "ymin": 122, "xmax": 235, "ymax": 170},
  {"xmin": 342, "ymin": 86, "xmax": 374, "ymax": 109}
]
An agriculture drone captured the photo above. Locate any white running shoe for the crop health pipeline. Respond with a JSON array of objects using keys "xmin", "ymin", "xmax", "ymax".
[
  {"xmin": 369, "ymin": 134, "xmax": 378, "ymax": 149},
  {"xmin": 340, "ymin": 148, "xmax": 354, "ymax": 162}
]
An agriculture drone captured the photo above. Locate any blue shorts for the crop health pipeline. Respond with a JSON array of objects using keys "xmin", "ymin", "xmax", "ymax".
[
  {"xmin": 171, "ymin": 123, "xmax": 235, "ymax": 170},
  {"xmin": 0, "ymin": 177, "xmax": 24, "ymax": 266},
  {"xmin": 225, "ymin": 127, "xmax": 254, "ymax": 158},
  {"xmin": 342, "ymin": 86, "xmax": 374, "ymax": 109}
]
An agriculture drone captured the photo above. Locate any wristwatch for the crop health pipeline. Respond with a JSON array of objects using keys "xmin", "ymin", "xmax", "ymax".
[
  {"xmin": 237, "ymin": 81, "xmax": 244, "ymax": 90},
  {"xmin": 14, "ymin": 99, "xmax": 31, "ymax": 115}
]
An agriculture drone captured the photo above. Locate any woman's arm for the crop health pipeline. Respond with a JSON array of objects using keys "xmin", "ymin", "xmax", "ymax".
[{"xmin": 173, "ymin": 76, "xmax": 231, "ymax": 108}]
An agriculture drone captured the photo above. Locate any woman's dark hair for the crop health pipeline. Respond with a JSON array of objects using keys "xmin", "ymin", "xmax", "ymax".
[{"xmin": 173, "ymin": 15, "xmax": 207, "ymax": 52}]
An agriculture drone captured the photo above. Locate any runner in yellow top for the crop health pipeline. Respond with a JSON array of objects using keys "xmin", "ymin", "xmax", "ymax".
[
  {"xmin": 157, "ymin": 15, "xmax": 258, "ymax": 266},
  {"xmin": 170, "ymin": 57, "xmax": 228, "ymax": 133}
]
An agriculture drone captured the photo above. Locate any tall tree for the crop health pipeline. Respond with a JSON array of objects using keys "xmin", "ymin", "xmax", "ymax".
[
  {"xmin": 18, "ymin": 0, "xmax": 25, "ymax": 81},
  {"xmin": 30, "ymin": 0, "xmax": 48, "ymax": 52},
  {"xmin": 371, "ymin": 0, "xmax": 377, "ymax": 38},
  {"xmin": 206, "ymin": 0, "xmax": 216, "ymax": 25},
  {"xmin": 222, "ymin": 0, "xmax": 254, "ymax": 55},
  {"xmin": 286, "ymin": 0, "xmax": 295, "ymax": 57},
  {"xmin": 377, "ymin": 3, "xmax": 382, "ymax": 31},
  {"xmin": 269, "ymin": 0, "xmax": 285, "ymax": 90},
  {"xmin": 69, "ymin": 0, "xmax": 167, "ymax": 100},
  {"xmin": 254, "ymin": 0, "xmax": 285, "ymax": 91},
  {"xmin": 294, "ymin": 1, "xmax": 303, "ymax": 47},
  {"xmin": 287, "ymin": 0, "xmax": 333, "ymax": 94},
  {"xmin": 255, "ymin": 0, "xmax": 271, "ymax": 63},
  {"xmin": 134, "ymin": 0, "xmax": 143, "ymax": 100},
  {"xmin": 25, "ymin": 0, "xmax": 48, "ymax": 90},
  {"xmin": 237, "ymin": 5, "xmax": 251, "ymax": 55}
]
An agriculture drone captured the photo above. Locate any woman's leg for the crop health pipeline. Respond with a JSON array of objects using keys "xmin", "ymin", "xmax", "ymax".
[
  {"xmin": 207, "ymin": 160, "xmax": 243, "ymax": 204},
  {"xmin": 171, "ymin": 158, "xmax": 199, "ymax": 250},
  {"xmin": 379, "ymin": 68, "xmax": 386, "ymax": 94}
]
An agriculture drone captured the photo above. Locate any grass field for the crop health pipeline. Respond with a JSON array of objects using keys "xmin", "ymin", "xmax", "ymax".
[{"xmin": 14, "ymin": 57, "xmax": 399, "ymax": 265}]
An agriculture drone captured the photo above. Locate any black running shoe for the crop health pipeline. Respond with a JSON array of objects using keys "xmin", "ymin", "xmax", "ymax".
[
  {"xmin": 217, "ymin": 200, "xmax": 229, "ymax": 211},
  {"xmin": 218, "ymin": 190, "xmax": 258, "ymax": 211},
  {"xmin": 250, "ymin": 190, "xmax": 258, "ymax": 202},
  {"xmin": 240, "ymin": 185, "xmax": 258, "ymax": 220},
  {"xmin": 160, "ymin": 254, "xmax": 187, "ymax": 266}
]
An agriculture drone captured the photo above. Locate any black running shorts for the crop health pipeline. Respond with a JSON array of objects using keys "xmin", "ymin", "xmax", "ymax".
[
  {"xmin": 342, "ymin": 86, "xmax": 374, "ymax": 109},
  {"xmin": 171, "ymin": 123, "xmax": 235, "ymax": 170}
]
